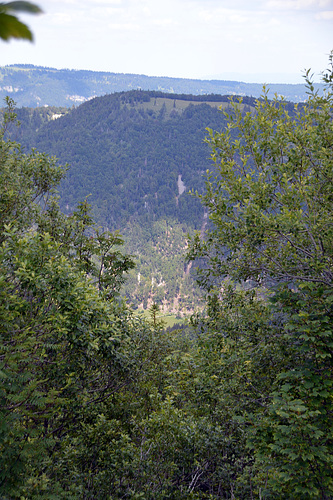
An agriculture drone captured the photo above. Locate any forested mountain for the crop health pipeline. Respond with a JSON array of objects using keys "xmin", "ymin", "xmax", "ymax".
[
  {"xmin": 0, "ymin": 64, "xmax": 319, "ymax": 107},
  {"xmin": 9, "ymin": 90, "xmax": 254, "ymax": 312},
  {"xmin": 14, "ymin": 91, "xmax": 247, "ymax": 228}
]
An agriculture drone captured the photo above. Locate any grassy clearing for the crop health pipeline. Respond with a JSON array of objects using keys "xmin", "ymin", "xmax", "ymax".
[
  {"xmin": 123, "ymin": 97, "xmax": 255, "ymax": 119},
  {"xmin": 136, "ymin": 97, "xmax": 231, "ymax": 118},
  {"xmin": 162, "ymin": 314, "xmax": 185, "ymax": 328},
  {"xmin": 136, "ymin": 309, "xmax": 185, "ymax": 328}
]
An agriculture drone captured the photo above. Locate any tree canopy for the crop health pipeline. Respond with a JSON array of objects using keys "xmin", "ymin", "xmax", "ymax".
[{"xmin": 187, "ymin": 53, "xmax": 333, "ymax": 497}]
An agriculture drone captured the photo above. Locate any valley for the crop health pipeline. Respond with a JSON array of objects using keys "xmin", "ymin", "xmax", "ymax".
[
  {"xmin": 1, "ymin": 57, "xmax": 332, "ymax": 498},
  {"xmin": 9, "ymin": 90, "xmax": 255, "ymax": 313}
]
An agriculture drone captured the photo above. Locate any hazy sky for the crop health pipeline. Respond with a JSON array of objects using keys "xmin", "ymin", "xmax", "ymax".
[{"xmin": 1, "ymin": 0, "xmax": 332, "ymax": 83}]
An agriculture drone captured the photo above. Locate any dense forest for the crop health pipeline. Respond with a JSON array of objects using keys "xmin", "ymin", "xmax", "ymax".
[
  {"xmin": 12, "ymin": 91, "xmax": 240, "ymax": 229},
  {"xmin": 1, "ymin": 50, "xmax": 333, "ymax": 498}
]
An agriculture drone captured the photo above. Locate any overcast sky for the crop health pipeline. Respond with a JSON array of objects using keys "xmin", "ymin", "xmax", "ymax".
[{"xmin": 1, "ymin": 0, "xmax": 332, "ymax": 83}]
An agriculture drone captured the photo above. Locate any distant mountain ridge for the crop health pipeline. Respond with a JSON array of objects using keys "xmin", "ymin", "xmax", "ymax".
[{"xmin": 0, "ymin": 64, "xmax": 320, "ymax": 107}]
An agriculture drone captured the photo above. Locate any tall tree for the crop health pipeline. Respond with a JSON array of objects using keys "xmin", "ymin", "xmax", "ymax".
[
  {"xmin": 188, "ymin": 53, "xmax": 333, "ymax": 498},
  {"xmin": 0, "ymin": 102, "xmax": 137, "ymax": 497}
]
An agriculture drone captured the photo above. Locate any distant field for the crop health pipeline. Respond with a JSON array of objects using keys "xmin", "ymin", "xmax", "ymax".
[
  {"xmin": 137, "ymin": 309, "xmax": 185, "ymax": 328},
  {"xmin": 162, "ymin": 314, "xmax": 185, "ymax": 328},
  {"xmin": 125, "ymin": 97, "xmax": 254, "ymax": 118}
]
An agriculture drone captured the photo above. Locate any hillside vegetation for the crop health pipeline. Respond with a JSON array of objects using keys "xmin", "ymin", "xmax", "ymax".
[
  {"xmin": 13, "ymin": 90, "xmax": 248, "ymax": 230},
  {"xmin": 9, "ymin": 90, "xmax": 259, "ymax": 313}
]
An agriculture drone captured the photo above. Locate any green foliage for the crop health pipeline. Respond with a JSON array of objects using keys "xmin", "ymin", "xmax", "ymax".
[
  {"xmin": 148, "ymin": 302, "xmax": 166, "ymax": 329},
  {"xmin": 0, "ymin": 1, "xmax": 42, "ymax": 41},
  {"xmin": 188, "ymin": 54, "xmax": 333, "ymax": 498},
  {"xmin": 0, "ymin": 227, "xmax": 129, "ymax": 496},
  {"xmin": 253, "ymin": 284, "xmax": 333, "ymax": 498},
  {"xmin": 0, "ymin": 96, "xmax": 234, "ymax": 499},
  {"xmin": 189, "ymin": 82, "xmax": 333, "ymax": 289},
  {"xmin": 122, "ymin": 218, "xmax": 203, "ymax": 314},
  {"xmin": 0, "ymin": 101, "xmax": 138, "ymax": 497},
  {"xmin": 12, "ymin": 94, "xmax": 225, "ymax": 313},
  {"xmin": 7, "ymin": 91, "xmax": 306, "ymax": 314},
  {"xmin": 171, "ymin": 286, "xmax": 284, "ymax": 498},
  {"xmin": 0, "ymin": 98, "xmax": 65, "ymax": 237},
  {"xmin": 1, "ymin": 56, "xmax": 332, "ymax": 498},
  {"xmin": 14, "ymin": 92, "xmax": 229, "ymax": 230}
]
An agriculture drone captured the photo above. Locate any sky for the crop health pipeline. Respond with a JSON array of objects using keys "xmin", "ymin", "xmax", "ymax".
[{"xmin": 1, "ymin": 0, "xmax": 333, "ymax": 83}]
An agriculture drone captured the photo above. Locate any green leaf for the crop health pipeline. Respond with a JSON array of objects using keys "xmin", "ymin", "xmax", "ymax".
[
  {"xmin": 1, "ymin": 1, "xmax": 42, "ymax": 14},
  {"xmin": 0, "ymin": 12, "xmax": 32, "ymax": 40}
]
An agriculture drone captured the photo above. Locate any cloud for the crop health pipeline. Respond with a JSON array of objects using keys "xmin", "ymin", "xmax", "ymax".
[
  {"xmin": 108, "ymin": 22, "xmax": 140, "ymax": 31},
  {"xmin": 315, "ymin": 9, "xmax": 333, "ymax": 19},
  {"xmin": 10, "ymin": 0, "xmax": 331, "ymax": 82},
  {"xmin": 151, "ymin": 18, "xmax": 178, "ymax": 27},
  {"xmin": 48, "ymin": 0, "xmax": 126, "ymax": 4},
  {"xmin": 50, "ymin": 13, "xmax": 73, "ymax": 26},
  {"xmin": 197, "ymin": 7, "xmax": 253, "ymax": 25},
  {"xmin": 91, "ymin": 0, "xmax": 124, "ymax": 4},
  {"xmin": 266, "ymin": 0, "xmax": 333, "ymax": 9}
]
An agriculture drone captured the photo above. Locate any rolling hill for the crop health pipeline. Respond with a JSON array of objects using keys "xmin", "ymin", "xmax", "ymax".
[{"xmin": 0, "ymin": 64, "xmax": 318, "ymax": 107}]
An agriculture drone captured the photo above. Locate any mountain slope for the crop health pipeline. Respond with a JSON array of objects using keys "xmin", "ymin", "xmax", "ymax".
[
  {"xmin": 9, "ymin": 91, "xmax": 254, "ymax": 312},
  {"xmin": 14, "ymin": 91, "xmax": 241, "ymax": 229}
]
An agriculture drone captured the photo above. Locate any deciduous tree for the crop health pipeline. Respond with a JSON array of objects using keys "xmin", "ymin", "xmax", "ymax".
[{"xmin": 188, "ymin": 53, "xmax": 333, "ymax": 498}]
